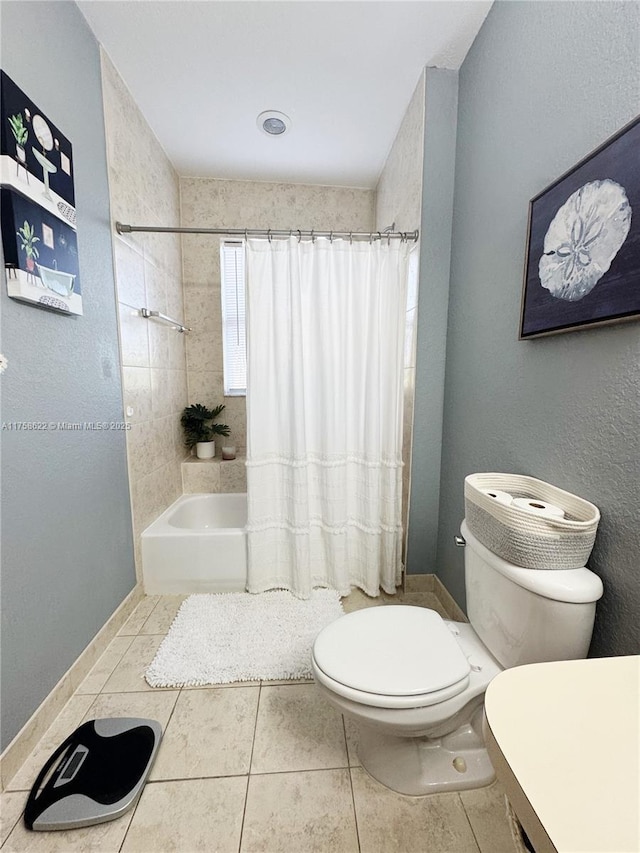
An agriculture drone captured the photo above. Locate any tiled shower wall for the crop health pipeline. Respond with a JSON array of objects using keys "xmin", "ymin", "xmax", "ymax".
[
  {"xmin": 101, "ymin": 52, "xmax": 188, "ymax": 576},
  {"xmin": 101, "ymin": 52, "xmax": 422, "ymax": 566},
  {"xmin": 179, "ymin": 178, "xmax": 376, "ymax": 487},
  {"xmin": 375, "ymin": 71, "xmax": 426, "ymax": 556}
]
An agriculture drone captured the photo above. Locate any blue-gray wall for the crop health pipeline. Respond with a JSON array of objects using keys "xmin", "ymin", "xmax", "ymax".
[
  {"xmin": 1, "ymin": 1, "xmax": 135, "ymax": 749},
  {"xmin": 434, "ymin": 1, "xmax": 640, "ymax": 656},
  {"xmin": 406, "ymin": 68, "xmax": 458, "ymax": 576}
]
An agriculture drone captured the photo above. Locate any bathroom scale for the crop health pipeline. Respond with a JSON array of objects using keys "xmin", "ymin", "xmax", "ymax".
[{"xmin": 24, "ymin": 718, "xmax": 162, "ymax": 831}]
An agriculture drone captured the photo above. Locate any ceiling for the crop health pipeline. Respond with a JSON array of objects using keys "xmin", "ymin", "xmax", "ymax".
[{"xmin": 78, "ymin": 1, "xmax": 492, "ymax": 189}]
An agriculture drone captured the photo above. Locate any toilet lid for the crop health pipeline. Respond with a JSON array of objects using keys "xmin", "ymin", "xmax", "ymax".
[{"xmin": 313, "ymin": 606, "xmax": 470, "ymax": 697}]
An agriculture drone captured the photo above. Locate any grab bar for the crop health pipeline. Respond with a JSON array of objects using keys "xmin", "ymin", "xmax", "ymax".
[{"xmin": 140, "ymin": 308, "xmax": 191, "ymax": 334}]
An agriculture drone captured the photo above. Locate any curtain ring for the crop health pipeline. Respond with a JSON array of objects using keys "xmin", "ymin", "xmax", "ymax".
[
  {"xmin": 369, "ymin": 232, "xmax": 373, "ymax": 244},
  {"xmin": 329, "ymin": 231, "xmax": 333, "ymax": 243},
  {"xmin": 387, "ymin": 230, "xmax": 392, "ymax": 246},
  {"xmin": 267, "ymin": 229, "xmax": 272, "ymax": 243},
  {"xmin": 377, "ymin": 231, "xmax": 382, "ymax": 244},
  {"xmin": 349, "ymin": 231, "xmax": 353, "ymax": 245},
  {"xmin": 244, "ymin": 229, "xmax": 248, "ymax": 241},
  {"xmin": 297, "ymin": 230, "xmax": 302, "ymax": 243},
  {"xmin": 311, "ymin": 230, "xmax": 315, "ymax": 243}
]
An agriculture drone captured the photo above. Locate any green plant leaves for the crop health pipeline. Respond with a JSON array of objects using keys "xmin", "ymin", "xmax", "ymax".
[
  {"xmin": 181, "ymin": 402, "xmax": 230, "ymax": 448},
  {"xmin": 8, "ymin": 113, "xmax": 28, "ymax": 145},
  {"xmin": 16, "ymin": 221, "xmax": 40, "ymax": 259}
]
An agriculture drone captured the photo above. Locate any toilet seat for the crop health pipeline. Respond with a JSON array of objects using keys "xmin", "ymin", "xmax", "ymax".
[{"xmin": 312, "ymin": 606, "xmax": 471, "ymax": 710}]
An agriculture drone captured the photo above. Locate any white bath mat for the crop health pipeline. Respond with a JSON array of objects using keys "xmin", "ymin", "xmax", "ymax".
[{"xmin": 145, "ymin": 589, "xmax": 344, "ymax": 687}]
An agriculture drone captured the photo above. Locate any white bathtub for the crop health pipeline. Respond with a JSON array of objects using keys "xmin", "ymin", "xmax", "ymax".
[{"xmin": 141, "ymin": 493, "xmax": 247, "ymax": 594}]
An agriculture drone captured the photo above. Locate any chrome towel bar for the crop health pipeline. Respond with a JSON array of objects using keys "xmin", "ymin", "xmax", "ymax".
[{"xmin": 140, "ymin": 308, "xmax": 191, "ymax": 334}]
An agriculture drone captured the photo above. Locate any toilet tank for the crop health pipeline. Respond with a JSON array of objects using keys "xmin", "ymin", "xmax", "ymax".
[{"xmin": 461, "ymin": 520, "xmax": 603, "ymax": 669}]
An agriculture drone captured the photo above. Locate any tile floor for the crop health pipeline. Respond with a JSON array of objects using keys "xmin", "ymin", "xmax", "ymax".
[{"xmin": 1, "ymin": 590, "xmax": 518, "ymax": 852}]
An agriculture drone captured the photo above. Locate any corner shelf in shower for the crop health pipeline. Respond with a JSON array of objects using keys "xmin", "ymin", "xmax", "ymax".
[{"xmin": 181, "ymin": 454, "xmax": 247, "ymax": 495}]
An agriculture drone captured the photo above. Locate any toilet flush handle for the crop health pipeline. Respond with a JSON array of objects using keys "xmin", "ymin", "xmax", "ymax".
[{"xmin": 454, "ymin": 535, "xmax": 466, "ymax": 547}]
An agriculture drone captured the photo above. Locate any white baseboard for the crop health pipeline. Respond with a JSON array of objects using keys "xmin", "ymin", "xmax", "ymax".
[{"xmin": 0, "ymin": 583, "xmax": 144, "ymax": 791}]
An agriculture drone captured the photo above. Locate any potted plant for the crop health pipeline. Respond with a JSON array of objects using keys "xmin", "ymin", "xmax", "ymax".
[
  {"xmin": 8, "ymin": 113, "xmax": 28, "ymax": 162},
  {"xmin": 181, "ymin": 403, "xmax": 230, "ymax": 459},
  {"xmin": 16, "ymin": 220, "xmax": 40, "ymax": 272}
]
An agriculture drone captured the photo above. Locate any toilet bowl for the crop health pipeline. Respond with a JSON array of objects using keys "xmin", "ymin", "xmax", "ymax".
[
  {"xmin": 312, "ymin": 606, "xmax": 502, "ymax": 794},
  {"xmin": 311, "ymin": 519, "xmax": 604, "ymax": 796}
]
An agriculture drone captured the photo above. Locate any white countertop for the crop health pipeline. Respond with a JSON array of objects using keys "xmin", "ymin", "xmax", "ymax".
[{"xmin": 484, "ymin": 655, "xmax": 640, "ymax": 853}]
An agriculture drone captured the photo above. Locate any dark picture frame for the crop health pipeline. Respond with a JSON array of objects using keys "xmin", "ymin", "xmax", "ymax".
[{"xmin": 519, "ymin": 115, "xmax": 640, "ymax": 339}]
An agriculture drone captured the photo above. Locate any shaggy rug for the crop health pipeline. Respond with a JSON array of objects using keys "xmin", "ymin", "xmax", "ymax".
[{"xmin": 145, "ymin": 589, "xmax": 344, "ymax": 687}]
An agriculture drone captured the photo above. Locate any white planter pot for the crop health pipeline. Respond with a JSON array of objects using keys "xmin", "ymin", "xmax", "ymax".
[{"xmin": 196, "ymin": 441, "xmax": 215, "ymax": 459}]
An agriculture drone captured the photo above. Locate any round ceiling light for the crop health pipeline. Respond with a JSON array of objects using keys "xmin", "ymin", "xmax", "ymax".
[{"xmin": 257, "ymin": 110, "xmax": 291, "ymax": 136}]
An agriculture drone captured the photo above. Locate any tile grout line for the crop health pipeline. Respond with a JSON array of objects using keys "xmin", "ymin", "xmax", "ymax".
[
  {"xmin": 145, "ymin": 772, "xmax": 249, "ymax": 784},
  {"xmin": 458, "ymin": 792, "xmax": 483, "ymax": 853},
  {"xmin": 79, "ymin": 635, "xmax": 135, "ymax": 696},
  {"xmin": 120, "ymin": 596, "xmax": 162, "ymax": 637},
  {"xmin": 1, "ymin": 796, "xmax": 24, "ymax": 849},
  {"xmin": 116, "ymin": 811, "xmax": 136, "ymax": 853},
  {"xmin": 138, "ymin": 595, "xmax": 169, "ymax": 634},
  {"xmin": 344, "ymin": 716, "xmax": 362, "ymax": 853},
  {"xmin": 237, "ymin": 682, "xmax": 262, "ymax": 852},
  {"xmin": 117, "ymin": 600, "xmax": 182, "ymax": 853},
  {"xmin": 237, "ymin": 775, "xmax": 251, "ymax": 853},
  {"xmin": 117, "ymin": 603, "xmax": 152, "ymax": 853},
  {"xmin": 143, "ymin": 764, "xmax": 354, "ymax": 785},
  {"xmin": 139, "ymin": 595, "xmax": 188, "ymax": 637}
]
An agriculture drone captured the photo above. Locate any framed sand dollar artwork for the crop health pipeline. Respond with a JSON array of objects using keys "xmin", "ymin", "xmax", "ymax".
[{"xmin": 519, "ymin": 115, "xmax": 640, "ymax": 339}]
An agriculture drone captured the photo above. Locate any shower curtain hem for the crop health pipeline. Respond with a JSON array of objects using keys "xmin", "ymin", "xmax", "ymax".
[{"xmin": 245, "ymin": 580, "xmax": 401, "ymax": 600}]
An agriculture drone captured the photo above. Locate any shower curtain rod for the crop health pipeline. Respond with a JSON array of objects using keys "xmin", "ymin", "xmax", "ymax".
[{"xmin": 115, "ymin": 222, "xmax": 419, "ymax": 242}]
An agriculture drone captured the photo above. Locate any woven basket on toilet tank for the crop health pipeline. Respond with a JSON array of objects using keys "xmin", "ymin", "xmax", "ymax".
[{"xmin": 464, "ymin": 473, "xmax": 600, "ymax": 570}]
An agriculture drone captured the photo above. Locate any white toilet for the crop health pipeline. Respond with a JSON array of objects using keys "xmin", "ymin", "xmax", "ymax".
[{"xmin": 311, "ymin": 519, "xmax": 604, "ymax": 795}]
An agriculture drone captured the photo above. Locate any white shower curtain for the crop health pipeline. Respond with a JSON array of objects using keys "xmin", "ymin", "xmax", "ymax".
[{"xmin": 245, "ymin": 236, "xmax": 409, "ymax": 598}]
